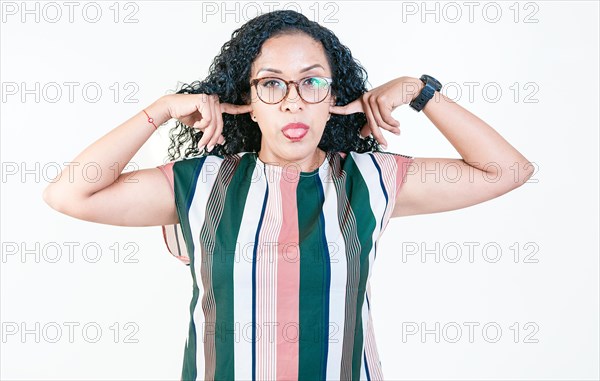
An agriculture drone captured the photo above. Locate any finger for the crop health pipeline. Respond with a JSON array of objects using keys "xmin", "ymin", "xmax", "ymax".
[
  {"xmin": 197, "ymin": 97, "xmax": 214, "ymax": 151},
  {"xmin": 209, "ymin": 98, "xmax": 224, "ymax": 149},
  {"xmin": 217, "ymin": 134, "xmax": 225, "ymax": 145},
  {"xmin": 360, "ymin": 96, "xmax": 373, "ymax": 138},
  {"xmin": 216, "ymin": 102, "xmax": 225, "ymax": 140},
  {"xmin": 221, "ymin": 103, "xmax": 252, "ymax": 115},
  {"xmin": 368, "ymin": 96, "xmax": 393, "ymax": 131},
  {"xmin": 329, "ymin": 98, "xmax": 363, "ymax": 115},
  {"xmin": 195, "ymin": 95, "xmax": 211, "ymax": 131},
  {"xmin": 360, "ymin": 123, "xmax": 371, "ymax": 138},
  {"xmin": 380, "ymin": 103, "xmax": 401, "ymax": 129},
  {"xmin": 362, "ymin": 96, "xmax": 388, "ymax": 147},
  {"xmin": 369, "ymin": 96, "xmax": 399, "ymax": 134},
  {"xmin": 193, "ymin": 120, "xmax": 207, "ymax": 130},
  {"xmin": 206, "ymin": 95, "xmax": 220, "ymax": 151}
]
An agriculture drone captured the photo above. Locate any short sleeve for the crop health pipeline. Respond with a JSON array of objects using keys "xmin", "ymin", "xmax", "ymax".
[
  {"xmin": 157, "ymin": 162, "xmax": 190, "ymax": 266},
  {"xmin": 392, "ymin": 153, "xmax": 414, "ymax": 196}
]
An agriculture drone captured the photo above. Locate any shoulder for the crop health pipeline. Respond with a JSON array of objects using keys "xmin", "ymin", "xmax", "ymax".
[
  {"xmin": 167, "ymin": 151, "xmax": 255, "ymax": 173},
  {"xmin": 337, "ymin": 150, "xmax": 413, "ymax": 168}
]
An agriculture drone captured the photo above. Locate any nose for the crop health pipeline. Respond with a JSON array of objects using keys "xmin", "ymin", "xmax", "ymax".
[{"xmin": 280, "ymin": 83, "xmax": 304, "ymax": 112}]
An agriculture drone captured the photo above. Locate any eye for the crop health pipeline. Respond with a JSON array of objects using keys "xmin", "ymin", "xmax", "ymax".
[
  {"xmin": 302, "ymin": 77, "xmax": 329, "ymax": 89},
  {"xmin": 260, "ymin": 78, "xmax": 285, "ymax": 88}
]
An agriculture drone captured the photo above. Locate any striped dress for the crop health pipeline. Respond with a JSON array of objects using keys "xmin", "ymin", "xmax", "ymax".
[{"xmin": 157, "ymin": 150, "xmax": 413, "ymax": 381}]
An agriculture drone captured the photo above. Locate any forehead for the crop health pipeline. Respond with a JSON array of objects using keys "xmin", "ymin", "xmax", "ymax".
[{"xmin": 251, "ymin": 33, "xmax": 330, "ymax": 75}]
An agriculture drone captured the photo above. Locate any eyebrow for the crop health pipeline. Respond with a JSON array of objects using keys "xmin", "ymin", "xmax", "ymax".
[{"xmin": 256, "ymin": 64, "xmax": 325, "ymax": 76}]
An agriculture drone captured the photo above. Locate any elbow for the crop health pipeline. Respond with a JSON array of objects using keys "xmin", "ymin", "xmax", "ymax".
[
  {"xmin": 521, "ymin": 165, "xmax": 535, "ymax": 184},
  {"xmin": 43, "ymin": 185, "xmax": 93, "ymax": 222},
  {"xmin": 516, "ymin": 159, "xmax": 535, "ymax": 186},
  {"xmin": 42, "ymin": 184, "xmax": 73, "ymax": 215},
  {"xmin": 486, "ymin": 161, "xmax": 534, "ymax": 196},
  {"xmin": 42, "ymin": 184, "xmax": 63, "ymax": 212},
  {"xmin": 501, "ymin": 160, "xmax": 535, "ymax": 191}
]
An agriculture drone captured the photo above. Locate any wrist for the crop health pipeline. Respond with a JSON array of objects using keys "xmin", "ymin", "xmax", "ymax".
[
  {"xmin": 145, "ymin": 96, "xmax": 171, "ymax": 127},
  {"xmin": 408, "ymin": 75, "xmax": 442, "ymax": 112},
  {"xmin": 401, "ymin": 76, "xmax": 425, "ymax": 103}
]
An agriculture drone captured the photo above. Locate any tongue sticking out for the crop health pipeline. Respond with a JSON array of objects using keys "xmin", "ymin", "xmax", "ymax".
[{"xmin": 284, "ymin": 128, "xmax": 308, "ymax": 138}]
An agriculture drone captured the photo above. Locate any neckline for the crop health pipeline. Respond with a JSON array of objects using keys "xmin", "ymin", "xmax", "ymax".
[{"xmin": 253, "ymin": 151, "xmax": 331, "ymax": 177}]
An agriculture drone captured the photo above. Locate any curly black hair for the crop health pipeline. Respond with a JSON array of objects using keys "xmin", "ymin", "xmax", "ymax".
[{"xmin": 166, "ymin": 9, "xmax": 382, "ymax": 161}]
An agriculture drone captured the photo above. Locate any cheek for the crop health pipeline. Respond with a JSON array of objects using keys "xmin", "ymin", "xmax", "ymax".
[
  {"xmin": 316, "ymin": 105, "xmax": 331, "ymax": 122},
  {"xmin": 254, "ymin": 106, "xmax": 274, "ymax": 122}
]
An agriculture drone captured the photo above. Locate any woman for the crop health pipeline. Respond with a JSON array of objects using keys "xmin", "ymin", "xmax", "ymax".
[{"xmin": 43, "ymin": 10, "xmax": 532, "ymax": 381}]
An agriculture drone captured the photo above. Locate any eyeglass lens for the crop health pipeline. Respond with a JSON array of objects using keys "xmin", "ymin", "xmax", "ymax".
[{"xmin": 256, "ymin": 77, "xmax": 330, "ymax": 104}]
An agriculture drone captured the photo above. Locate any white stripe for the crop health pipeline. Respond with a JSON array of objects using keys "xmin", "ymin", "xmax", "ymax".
[
  {"xmin": 188, "ymin": 155, "xmax": 223, "ymax": 380},
  {"xmin": 320, "ymin": 163, "xmax": 348, "ymax": 381},
  {"xmin": 233, "ymin": 161, "xmax": 267, "ymax": 380},
  {"xmin": 375, "ymin": 152, "xmax": 399, "ymax": 239}
]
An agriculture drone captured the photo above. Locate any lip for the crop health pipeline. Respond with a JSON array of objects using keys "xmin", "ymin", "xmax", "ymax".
[{"xmin": 281, "ymin": 122, "xmax": 309, "ymax": 141}]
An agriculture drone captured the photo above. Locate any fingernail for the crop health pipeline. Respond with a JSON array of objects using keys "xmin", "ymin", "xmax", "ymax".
[
  {"xmin": 381, "ymin": 143, "xmax": 388, "ymax": 150},
  {"xmin": 198, "ymin": 144, "xmax": 205, "ymax": 151},
  {"xmin": 207, "ymin": 144, "xmax": 214, "ymax": 151}
]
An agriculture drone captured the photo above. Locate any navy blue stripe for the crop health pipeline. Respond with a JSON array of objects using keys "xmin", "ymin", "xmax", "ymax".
[
  {"xmin": 368, "ymin": 154, "xmax": 388, "ymax": 261},
  {"xmin": 364, "ymin": 351, "xmax": 372, "ymax": 381}
]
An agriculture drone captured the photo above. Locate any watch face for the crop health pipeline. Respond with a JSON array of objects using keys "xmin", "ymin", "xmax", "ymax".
[{"xmin": 421, "ymin": 74, "xmax": 442, "ymax": 91}]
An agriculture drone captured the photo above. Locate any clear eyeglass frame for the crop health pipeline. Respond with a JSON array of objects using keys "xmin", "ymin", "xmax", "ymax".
[{"xmin": 249, "ymin": 76, "xmax": 333, "ymax": 104}]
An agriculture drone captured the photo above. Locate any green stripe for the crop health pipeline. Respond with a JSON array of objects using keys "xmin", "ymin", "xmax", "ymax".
[
  {"xmin": 173, "ymin": 157, "xmax": 207, "ymax": 381},
  {"xmin": 297, "ymin": 175, "xmax": 328, "ymax": 380},
  {"xmin": 344, "ymin": 154, "xmax": 377, "ymax": 380},
  {"xmin": 212, "ymin": 154, "xmax": 254, "ymax": 381}
]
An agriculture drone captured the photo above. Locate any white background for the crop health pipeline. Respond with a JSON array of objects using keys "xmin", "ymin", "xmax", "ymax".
[{"xmin": 1, "ymin": 1, "xmax": 598, "ymax": 380}]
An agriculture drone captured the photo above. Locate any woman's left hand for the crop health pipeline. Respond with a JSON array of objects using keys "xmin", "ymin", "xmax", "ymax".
[{"xmin": 329, "ymin": 76, "xmax": 423, "ymax": 148}]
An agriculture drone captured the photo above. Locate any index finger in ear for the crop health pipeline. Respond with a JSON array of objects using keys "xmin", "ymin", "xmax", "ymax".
[
  {"xmin": 329, "ymin": 99, "xmax": 363, "ymax": 115},
  {"xmin": 221, "ymin": 103, "xmax": 253, "ymax": 115}
]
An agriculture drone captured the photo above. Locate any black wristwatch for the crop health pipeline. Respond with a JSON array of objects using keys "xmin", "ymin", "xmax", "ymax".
[{"xmin": 409, "ymin": 74, "xmax": 442, "ymax": 112}]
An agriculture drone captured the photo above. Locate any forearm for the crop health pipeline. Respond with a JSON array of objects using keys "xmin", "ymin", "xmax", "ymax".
[
  {"xmin": 407, "ymin": 77, "xmax": 532, "ymax": 179},
  {"xmin": 43, "ymin": 96, "xmax": 171, "ymax": 204}
]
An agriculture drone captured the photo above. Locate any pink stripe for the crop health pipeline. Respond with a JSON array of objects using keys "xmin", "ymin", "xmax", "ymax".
[
  {"xmin": 394, "ymin": 155, "xmax": 414, "ymax": 194},
  {"xmin": 276, "ymin": 174, "xmax": 300, "ymax": 380},
  {"xmin": 157, "ymin": 162, "xmax": 175, "ymax": 196},
  {"xmin": 255, "ymin": 169, "xmax": 287, "ymax": 380}
]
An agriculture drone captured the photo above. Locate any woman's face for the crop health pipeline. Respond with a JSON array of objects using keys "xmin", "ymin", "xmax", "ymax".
[{"xmin": 249, "ymin": 32, "xmax": 334, "ymax": 170}]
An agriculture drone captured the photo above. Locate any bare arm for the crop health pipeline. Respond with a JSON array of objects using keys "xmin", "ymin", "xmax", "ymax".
[
  {"xmin": 43, "ymin": 93, "xmax": 252, "ymax": 226},
  {"xmin": 42, "ymin": 97, "xmax": 178, "ymax": 226},
  {"xmin": 392, "ymin": 78, "xmax": 533, "ymax": 217},
  {"xmin": 329, "ymin": 75, "xmax": 533, "ymax": 218}
]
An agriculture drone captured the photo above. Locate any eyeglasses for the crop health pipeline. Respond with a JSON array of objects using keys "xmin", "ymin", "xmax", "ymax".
[{"xmin": 250, "ymin": 76, "xmax": 333, "ymax": 104}]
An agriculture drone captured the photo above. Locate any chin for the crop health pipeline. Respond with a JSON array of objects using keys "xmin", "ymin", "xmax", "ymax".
[{"xmin": 283, "ymin": 143, "xmax": 318, "ymax": 157}]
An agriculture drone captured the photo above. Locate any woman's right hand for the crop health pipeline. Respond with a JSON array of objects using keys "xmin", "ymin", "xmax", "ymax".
[{"xmin": 163, "ymin": 93, "xmax": 252, "ymax": 151}]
